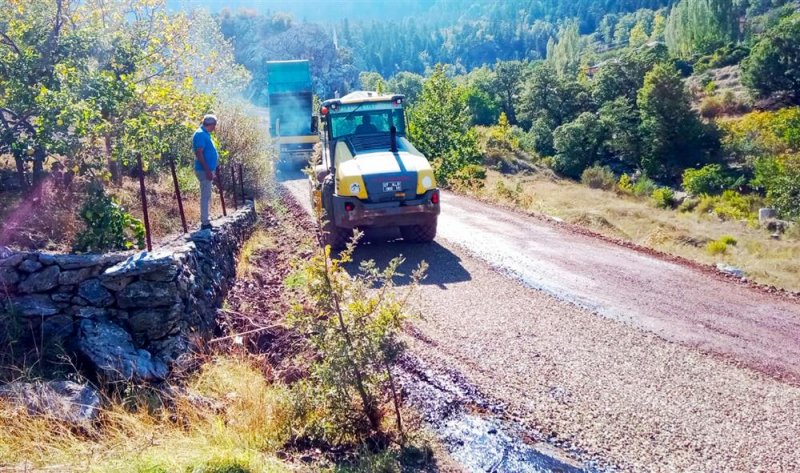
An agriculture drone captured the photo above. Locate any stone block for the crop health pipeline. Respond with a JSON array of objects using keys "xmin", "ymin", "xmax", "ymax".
[
  {"xmin": 78, "ymin": 279, "xmax": 114, "ymax": 307},
  {"xmin": 58, "ymin": 267, "xmax": 93, "ymax": 286},
  {"xmin": 0, "ymin": 252, "xmax": 25, "ymax": 268},
  {"xmin": 18, "ymin": 258, "xmax": 43, "ymax": 273},
  {"xmin": 17, "ymin": 265, "xmax": 60, "ymax": 293},
  {"xmin": 128, "ymin": 304, "xmax": 182, "ymax": 341},
  {"xmin": 0, "ymin": 267, "xmax": 19, "ymax": 286},
  {"xmin": 9, "ymin": 295, "xmax": 60, "ymax": 316},
  {"xmin": 78, "ymin": 319, "xmax": 168, "ymax": 381},
  {"xmin": 117, "ymin": 280, "xmax": 177, "ymax": 308}
]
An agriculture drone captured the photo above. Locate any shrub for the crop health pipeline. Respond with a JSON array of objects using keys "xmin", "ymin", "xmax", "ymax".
[
  {"xmin": 552, "ymin": 112, "xmax": 606, "ymax": 178},
  {"xmin": 287, "ymin": 228, "xmax": 423, "ymax": 442},
  {"xmin": 651, "ymin": 187, "xmax": 675, "ymax": 208},
  {"xmin": 706, "ymin": 235, "xmax": 737, "ymax": 255},
  {"xmin": 677, "ymin": 197, "xmax": 700, "ymax": 212},
  {"xmin": 700, "ymin": 96, "xmax": 723, "ymax": 118},
  {"xmin": 633, "ymin": 175, "xmax": 658, "ymax": 197},
  {"xmin": 682, "ymin": 164, "xmax": 739, "ymax": 196},
  {"xmin": 713, "ymin": 190, "xmax": 755, "ymax": 220},
  {"xmin": 706, "ymin": 238, "xmax": 730, "ymax": 255},
  {"xmin": 73, "ymin": 184, "xmax": 146, "ymax": 253},
  {"xmin": 581, "ymin": 164, "xmax": 616, "ymax": 190},
  {"xmin": 451, "ymin": 164, "xmax": 487, "ymax": 190},
  {"xmin": 617, "ymin": 173, "xmax": 635, "ymax": 194},
  {"xmin": 754, "ymin": 155, "xmax": 800, "ymax": 221}
]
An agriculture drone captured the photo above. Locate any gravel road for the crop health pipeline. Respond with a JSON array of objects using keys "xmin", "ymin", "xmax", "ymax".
[{"xmin": 280, "ymin": 173, "xmax": 800, "ymax": 471}]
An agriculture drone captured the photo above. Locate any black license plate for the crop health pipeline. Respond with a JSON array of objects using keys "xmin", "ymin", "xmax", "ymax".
[{"xmin": 382, "ymin": 181, "xmax": 402, "ymax": 192}]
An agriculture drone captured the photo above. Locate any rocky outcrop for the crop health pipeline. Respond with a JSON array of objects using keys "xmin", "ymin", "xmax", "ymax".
[{"xmin": 0, "ymin": 202, "xmax": 256, "ymax": 383}]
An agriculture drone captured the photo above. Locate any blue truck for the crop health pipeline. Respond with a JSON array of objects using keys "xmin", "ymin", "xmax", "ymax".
[{"xmin": 265, "ymin": 60, "xmax": 319, "ymax": 169}]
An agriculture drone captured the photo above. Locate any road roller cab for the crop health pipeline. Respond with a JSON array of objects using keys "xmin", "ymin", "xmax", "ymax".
[{"xmin": 312, "ymin": 91, "xmax": 440, "ymax": 249}]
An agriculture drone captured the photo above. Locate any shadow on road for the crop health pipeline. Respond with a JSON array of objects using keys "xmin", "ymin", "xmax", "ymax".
[{"xmin": 347, "ymin": 236, "xmax": 471, "ymax": 288}]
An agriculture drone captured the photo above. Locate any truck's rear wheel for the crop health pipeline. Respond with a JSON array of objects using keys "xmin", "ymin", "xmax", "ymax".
[
  {"xmin": 321, "ymin": 177, "xmax": 352, "ymax": 251},
  {"xmin": 400, "ymin": 219, "xmax": 437, "ymax": 243}
]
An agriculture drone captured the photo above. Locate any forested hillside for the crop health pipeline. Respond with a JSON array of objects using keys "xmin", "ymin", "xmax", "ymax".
[{"xmin": 217, "ymin": 0, "xmax": 800, "ymax": 228}]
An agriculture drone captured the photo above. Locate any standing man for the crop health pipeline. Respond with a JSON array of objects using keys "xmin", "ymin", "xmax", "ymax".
[{"xmin": 193, "ymin": 114, "xmax": 218, "ymax": 230}]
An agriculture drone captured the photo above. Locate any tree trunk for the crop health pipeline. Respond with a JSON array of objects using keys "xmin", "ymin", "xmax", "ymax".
[
  {"xmin": 14, "ymin": 154, "xmax": 28, "ymax": 191},
  {"xmin": 105, "ymin": 133, "xmax": 121, "ymax": 184},
  {"xmin": 32, "ymin": 148, "xmax": 45, "ymax": 184}
]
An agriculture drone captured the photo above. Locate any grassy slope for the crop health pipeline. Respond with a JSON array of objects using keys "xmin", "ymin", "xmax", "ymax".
[
  {"xmin": 0, "ymin": 357, "xmax": 295, "ymax": 473},
  {"xmin": 471, "ymin": 170, "xmax": 800, "ymax": 292}
]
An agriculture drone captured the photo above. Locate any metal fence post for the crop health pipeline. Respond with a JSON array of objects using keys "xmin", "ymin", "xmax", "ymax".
[
  {"xmin": 230, "ymin": 162, "xmax": 238, "ymax": 209},
  {"xmin": 168, "ymin": 155, "xmax": 188, "ymax": 233},
  {"xmin": 136, "ymin": 153, "xmax": 152, "ymax": 251},
  {"xmin": 238, "ymin": 163, "xmax": 246, "ymax": 203},
  {"xmin": 216, "ymin": 168, "xmax": 227, "ymax": 217}
]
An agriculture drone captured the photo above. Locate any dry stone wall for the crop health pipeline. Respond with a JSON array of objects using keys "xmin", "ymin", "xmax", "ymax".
[{"xmin": 0, "ymin": 202, "xmax": 256, "ymax": 382}]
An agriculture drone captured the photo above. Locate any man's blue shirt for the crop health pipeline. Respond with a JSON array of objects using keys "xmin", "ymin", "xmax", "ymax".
[{"xmin": 193, "ymin": 126, "xmax": 218, "ymax": 172}]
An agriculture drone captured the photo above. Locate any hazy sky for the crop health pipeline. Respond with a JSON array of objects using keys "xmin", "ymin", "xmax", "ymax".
[{"xmin": 166, "ymin": 0, "xmax": 438, "ymax": 21}]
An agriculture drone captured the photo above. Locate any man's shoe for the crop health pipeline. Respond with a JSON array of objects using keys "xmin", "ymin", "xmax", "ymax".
[{"xmin": 201, "ymin": 223, "xmax": 213, "ymax": 230}]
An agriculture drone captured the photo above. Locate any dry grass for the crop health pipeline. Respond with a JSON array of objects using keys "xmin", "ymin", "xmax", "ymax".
[
  {"xmin": 472, "ymin": 170, "xmax": 800, "ymax": 291},
  {"xmin": 0, "ymin": 355, "xmax": 296, "ymax": 473},
  {"xmin": 0, "ymin": 166, "xmax": 242, "ymax": 251}
]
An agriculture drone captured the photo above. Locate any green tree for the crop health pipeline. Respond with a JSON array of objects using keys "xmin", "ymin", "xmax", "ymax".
[
  {"xmin": 387, "ymin": 71, "xmax": 424, "ymax": 103},
  {"xmin": 664, "ymin": 0, "xmax": 739, "ymax": 58},
  {"xmin": 459, "ymin": 85, "xmax": 501, "ymax": 126},
  {"xmin": 491, "ymin": 60, "xmax": 527, "ymax": 124},
  {"xmin": 359, "ymin": 71, "xmax": 386, "ymax": 92},
  {"xmin": 741, "ymin": 13, "xmax": 800, "ymax": 103},
  {"xmin": 552, "ymin": 112, "xmax": 607, "ymax": 178},
  {"xmin": 591, "ymin": 45, "xmax": 668, "ymax": 104},
  {"xmin": 408, "ymin": 64, "xmax": 481, "ymax": 185},
  {"xmin": 599, "ymin": 97, "xmax": 643, "ymax": 168},
  {"xmin": 547, "ymin": 20, "xmax": 582, "ymax": 78},
  {"xmin": 637, "ymin": 63, "xmax": 715, "ymax": 179},
  {"xmin": 518, "ymin": 62, "xmax": 593, "ymax": 155}
]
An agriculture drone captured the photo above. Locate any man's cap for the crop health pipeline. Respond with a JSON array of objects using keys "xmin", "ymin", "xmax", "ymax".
[{"xmin": 202, "ymin": 114, "xmax": 218, "ymax": 125}]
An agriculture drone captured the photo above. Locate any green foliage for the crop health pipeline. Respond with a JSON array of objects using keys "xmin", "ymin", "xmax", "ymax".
[
  {"xmin": 617, "ymin": 173, "xmax": 636, "ymax": 194},
  {"xmin": 460, "ymin": 85, "xmax": 501, "ymax": 126},
  {"xmin": 682, "ymin": 164, "xmax": 741, "ymax": 195},
  {"xmin": 721, "ymin": 108, "xmax": 800, "ymax": 219},
  {"xmin": 451, "ymin": 164, "xmax": 488, "ymax": 190},
  {"xmin": 592, "ymin": 46, "xmax": 669, "ymax": 104},
  {"xmin": 409, "ymin": 65, "xmax": 482, "ymax": 185},
  {"xmin": 664, "ymin": 0, "xmax": 739, "ymax": 58},
  {"xmin": 0, "ymin": 0, "xmax": 245, "ymax": 191},
  {"xmin": 741, "ymin": 13, "xmax": 800, "ymax": 102},
  {"xmin": 581, "ymin": 165, "xmax": 617, "ymax": 190},
  {"xmin": 387, "ymin": 71, "xmax": 425, "ymax": 104},
  {"xmin": 73, "ymin": 185, "xmax": 145, "ymax": 253},
  {"xmin": 491, "ymin": 60, "xmax": 528, "ymax": 124},
  {"xmin": 700, "ymin": 189, "xmax": 758, "ymax": 221},
  {"xmin": 651, "ymin": 187, "xmax": 675, "ymax": 208},
  {"xmin": 553, "ymin": 112, "xmax": 606, "ymax": 178},
  {"xmin": 599, "ymin": 97, "xmax": 643, "ymax": 168},
  {"xmin": 694, "ymin": 43, "xmax": 750, "ymax": 73},
  {"xmin": 637, "ymin": 63, "xmax": 716, "ymax": 179},
  {"xmin": 288, "ymin": 233, "xmax": 425, "ymax": 443},
  {"xmin": 754, "ymin": 155, "xmax": 800, "ymax": 220},
  {"xmin": 547, "ymin": 20, "xmax": 583, "ymax": 78},
  {"xmin": 633, "ymin": 175, "xmax": 659, "ymax": 197},
  {"xmin": 706, "ymin": 238, "xmax": 732, "ymax": 255}
]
